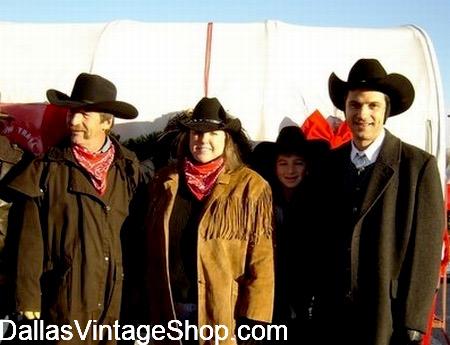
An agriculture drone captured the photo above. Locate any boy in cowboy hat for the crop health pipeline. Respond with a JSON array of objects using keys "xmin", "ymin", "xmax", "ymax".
[
  {"xmin": 7, "ymin": 73, "xmax": 140, "ymax": 344},
  {"xmin": 313, "ymin": 59, "xmax": 444, "ymax": 345}
]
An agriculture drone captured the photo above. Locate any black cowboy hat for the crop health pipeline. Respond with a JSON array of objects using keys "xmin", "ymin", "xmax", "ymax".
[
  {"xmin": 275, "ymin": 126, "xmax": 309, "ymax": 158},
  {"xmin": 250, "ymin": 126, "xmax": 310, "ymax": 164},
  {"xmin": 46, "ymin": 73, "xmax": 138, "ymax": 119},
  {"xmin": 276, "ymin": 126, "xmax": 332, "ymax": 170},
  {"xmin": 328, "ymin": 58, "xmax": 415, "ymax": 116},
  {"xmin": 249, "ymin": 140, "xmax": 278, "ymax": 183},
  {"xmin": 179, "ymin": 97, "xmax": 241, "ymax": 133}
]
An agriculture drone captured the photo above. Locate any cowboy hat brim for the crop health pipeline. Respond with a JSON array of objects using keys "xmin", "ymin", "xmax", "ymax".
[
  {"xmin": 178, "ymin": 117, "xmax": 242, "ymax": 134},
  {"xmin": 47, "ymin": 89, "xmax": 138, "ymax": 119},
  {"xmin": 328, "ymin": 72, "xmax": 415, "ymax": 116}
]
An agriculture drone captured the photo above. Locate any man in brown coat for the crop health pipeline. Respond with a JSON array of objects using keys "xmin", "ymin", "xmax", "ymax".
[
  {"xmin": 0, "ymin": 133, "xmax": 24, "ymax": 262},
  {"xmin": 313, "ymin": 59, "xmax": 444, "ymax": 345},
  {"xmin": 0, "ymin": 130, "xmax": 28, "ymax": 318},
  {"xmin": 7, "ymin": 73, "xmax": 140, "ymax": 344}
]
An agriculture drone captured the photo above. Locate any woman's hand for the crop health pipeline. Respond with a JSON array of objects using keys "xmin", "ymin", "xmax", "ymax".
[{"xmin": 21, "ymin": 310, "xmax": 41, "ymax": 320}]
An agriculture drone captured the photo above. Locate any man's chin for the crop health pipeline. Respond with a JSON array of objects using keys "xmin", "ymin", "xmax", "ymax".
[
  {"xmin": 283, "ymin": 180, "xmax": 301, "ymax": 188},
  {"xmin": 70, "ymin": 136, "xmax": 85, "ymax": 145},
  {"xmin": 353, "ymin": 131, "xmax": 372, "ymax": 141},
  {"xmin": 71, "ymin": 132, "xmax": 87, "ymax": 139}
]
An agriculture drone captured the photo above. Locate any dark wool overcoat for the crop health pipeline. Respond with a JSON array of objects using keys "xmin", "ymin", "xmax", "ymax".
[
  {"xmin": 8, "ymin": 137, "xmax": 139, "ymax": 344},
  {"xmin": 314, "ymin": 130, "xmax": 444, "ymax": 345}
]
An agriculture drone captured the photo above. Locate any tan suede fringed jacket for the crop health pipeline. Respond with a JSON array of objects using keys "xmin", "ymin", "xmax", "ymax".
[{"xmin": 144, "ymin": 165, "xmax": 274, "ymax": 345}]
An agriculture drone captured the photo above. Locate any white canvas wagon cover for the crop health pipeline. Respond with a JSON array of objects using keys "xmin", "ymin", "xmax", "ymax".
[{"xmin": 0, "ymin": 20, "xmax": 445, "ymax": 181}]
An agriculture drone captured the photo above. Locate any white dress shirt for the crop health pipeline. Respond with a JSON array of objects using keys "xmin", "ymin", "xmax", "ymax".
[{"xmin": 350, "ymin": 129, "xmax": 385, "ymax": 169}]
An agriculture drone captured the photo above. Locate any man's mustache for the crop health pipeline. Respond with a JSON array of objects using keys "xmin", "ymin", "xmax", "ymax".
[{"xmin": 70, "ymin": 126, "xmax": 85, "ymax": 132}]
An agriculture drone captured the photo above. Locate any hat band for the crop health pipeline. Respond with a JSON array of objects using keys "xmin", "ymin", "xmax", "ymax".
[
  {"xmin": 190, "ymin": 119, "xmax": 223, "ymax": 125},
  {"xmin": 72, "ymin": 98, "xmax": 110, "ymax": 105},
  {"xmin": 80, "ymin": 99, "xmax": 95, "ymax": 104}
]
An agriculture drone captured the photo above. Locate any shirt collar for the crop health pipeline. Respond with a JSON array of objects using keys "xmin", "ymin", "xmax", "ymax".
[
  {"xmin": 350, "ymin": 129, "xmax": 385, "ymax": 165},
  {"xmin": 99, "ymin": 136, "xmax": 112, "ymax": 153}
]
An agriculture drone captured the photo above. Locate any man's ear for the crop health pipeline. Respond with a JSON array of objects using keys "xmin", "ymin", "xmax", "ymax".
[
  {"xmin": 102, "ymin": 117, "xmax": 114, "ymax": 131},
  {"xmin": 383, "ymin": 94, "xmax": 391, "ymax": 124}
]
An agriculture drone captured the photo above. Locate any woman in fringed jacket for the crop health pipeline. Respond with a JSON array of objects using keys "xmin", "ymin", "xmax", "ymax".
[{"xmin": 143, "ymin": 97, "xmax": 274, "ymax": 345}]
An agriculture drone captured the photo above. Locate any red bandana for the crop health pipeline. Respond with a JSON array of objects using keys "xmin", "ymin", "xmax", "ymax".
[
  {"xmin": 72, "ymin": 143, "xmax": 115, "ymax": 195},
  {"xmin": 183, "ymin": 157, "xmax": 224, "ymax": 201}
]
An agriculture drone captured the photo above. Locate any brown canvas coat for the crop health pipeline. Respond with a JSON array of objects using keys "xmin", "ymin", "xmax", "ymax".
[
  {"xmin": 144, "ymin": 165, "xmax": 274, "ymax": 345},
  {"xmin": 0, "ymin": 135, "xmax": 24, "ymax": 254},
  {"xmin": 8, "ymin": 137, "xmax": 139, "ymax": 344},
  {"xmin": 0, "ymin": 135, "xmax": 26, "ymax": 316}
]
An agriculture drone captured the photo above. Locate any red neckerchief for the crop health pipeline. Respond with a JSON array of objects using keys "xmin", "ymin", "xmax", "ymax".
[
  {"xmin": 183, "ymin": 157, "xmax": 224, "ymax": 201},
  {"xmin": 71, "ymin": 142, "xmax": 115, "ymax": 195}
]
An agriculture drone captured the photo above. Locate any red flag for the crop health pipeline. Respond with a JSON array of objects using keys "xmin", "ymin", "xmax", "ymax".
[{"xmin": 0, "ymin": 103, "xmax": 69, "ymax": 155}]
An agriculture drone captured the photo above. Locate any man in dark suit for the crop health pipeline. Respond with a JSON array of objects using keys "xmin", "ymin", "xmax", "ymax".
[{"xmin": 314, "ymin": 59, "xmax": 444, "ymax": 345}]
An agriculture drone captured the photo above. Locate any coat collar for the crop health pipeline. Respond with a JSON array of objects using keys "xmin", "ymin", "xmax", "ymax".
[
  {"xmin": 47, "ymin": 136, "xmax": 135, "ymax": 176},
  {"xmin": 161, "ymin": 165, "xmax": 234, "ymax": 212},
  {"xmin": 356, "ymin": 129, "xmax": 401, "ymax": 222},
  {"xmin": 163, "ymin": 164, "xmax": 232, "ymax": 188},
  {"xmin": 0, "ymin": 135, "xmax": 23, "ymax": 164},
  {"xmin": 346, "ymin": 130, "xmax": 401, "ymax": 295},
  {"xmin": 46, "ymin": 136, "xmax": 137, "ymax": 202},
  {"xmin": 47, "ymin": 136, "xmax": 133, "ymax": 161}
]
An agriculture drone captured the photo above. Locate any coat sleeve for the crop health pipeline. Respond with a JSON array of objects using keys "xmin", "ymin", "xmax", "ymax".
[
  {"xmin": 401, "ymin": 155, "xmax": 444, "ymax": 332},
  {"xmin": 237, "ymin": 183, "xmax": 274, "ymax": 323},
  {"xmin": 8, "ymin": 159, "xmax": 47, "ymax": 313},
  {"xmin": 15, "ymin": 196, "xmax": 44, "ymax": 312}
]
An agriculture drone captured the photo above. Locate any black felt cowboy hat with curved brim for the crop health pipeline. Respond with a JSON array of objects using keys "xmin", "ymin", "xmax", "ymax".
[
  {"xmin": 275, "ymin": 126, "xmax": 309, "ymax": 158},
  {"xmin": 47, "ymin": 73, "xmax": 138, "ymax": 119},
  {"xmin": 328, "ymin": 58, "xmax": 415, "ymax": 117},
  {"xmin": 179, "ymin": 97, "xmax": 242, "ymax": 133}
]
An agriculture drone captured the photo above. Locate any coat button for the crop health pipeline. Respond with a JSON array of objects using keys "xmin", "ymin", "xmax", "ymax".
[
  {"xmin": 352, "ymin": 207, "xmax": 358, "ymax": 213},
  {"xmin": 345, "ymin": 291, "xmax": 353, "ymax": 301},
  {"xmin": 104, "ymin": 256, "xmax": 109, "ymax": 261}
]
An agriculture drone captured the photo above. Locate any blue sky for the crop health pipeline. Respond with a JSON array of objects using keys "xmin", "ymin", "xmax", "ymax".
[{"xmin": 1, "ymin": 0, "xmax": 449, "ymax": 112}]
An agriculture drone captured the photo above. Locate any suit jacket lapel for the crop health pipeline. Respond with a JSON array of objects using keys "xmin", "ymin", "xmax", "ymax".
[{"xmin": 356, "ymin": 130, "xmax": 401, "ymax": 223}]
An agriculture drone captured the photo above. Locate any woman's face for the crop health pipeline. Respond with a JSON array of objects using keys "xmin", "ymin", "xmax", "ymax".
[
  {"xmin": 275, "ymin": 154, "xmax": 307, "ymax": 189},
  {"xmin": 189, "ymin": 130, "xmax": 226, "ymax": 163}
]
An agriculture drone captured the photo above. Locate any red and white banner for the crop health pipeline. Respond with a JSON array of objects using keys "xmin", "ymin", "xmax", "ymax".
[{"xmin": 0, "ymin": 103, "xmax": 68, "ymax": 156}]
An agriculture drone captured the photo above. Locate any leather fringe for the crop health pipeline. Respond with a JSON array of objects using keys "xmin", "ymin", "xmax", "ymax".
[{"xmin": 200, "ymin": 186, "xmax": 273, "ymax": 244}]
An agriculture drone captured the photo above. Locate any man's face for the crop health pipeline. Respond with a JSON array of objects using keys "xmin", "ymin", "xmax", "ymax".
[
  {"xmin": 345, "ymin": 90, "xmax": 387, "ymax": 150},
  {"xmin": 67, "ymin": 110, "xmax": 112, "ymax": 152}
]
